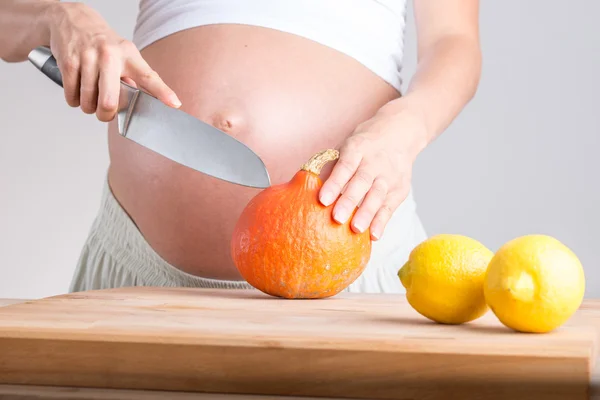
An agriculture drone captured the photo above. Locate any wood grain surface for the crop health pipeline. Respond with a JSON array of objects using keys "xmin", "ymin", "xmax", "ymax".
[{"xmin": 0, "ymin": 288, "xmax": 598, "ymax": 400}]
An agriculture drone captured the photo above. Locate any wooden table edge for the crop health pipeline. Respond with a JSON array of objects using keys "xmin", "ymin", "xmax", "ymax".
[
  {"xmin": 0, "ymin": 384, "xmax": 365, "ymax": 400},
  {"xmin": 1, "ymin": 298, "xmax": 599, "ymax": 399},
  {"xmin": 0, "ymin": 298, "xmax": 29, "ymax": 307}
]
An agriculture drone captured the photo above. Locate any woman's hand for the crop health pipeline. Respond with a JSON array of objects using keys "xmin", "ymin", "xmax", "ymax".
[
  {"xmin": 47, "ymin": 2, "xmax": 180, "ymax": 121},
  {"xmin": 319, "ymin": 104, "xmax": 428, "ymax": 241}
]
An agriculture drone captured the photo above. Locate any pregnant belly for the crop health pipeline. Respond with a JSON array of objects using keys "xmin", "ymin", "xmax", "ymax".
[{"xmin": 107, "ymin": 24, "xmax": 399, "ymax": 280}]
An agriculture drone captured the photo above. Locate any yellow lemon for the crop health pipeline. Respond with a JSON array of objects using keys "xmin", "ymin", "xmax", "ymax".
[
  {"xmin": 483, "ymin": 235, "xmax": 585, "ymax": 333},
  {"xmin": 399, "ymin": 234, "xmax": 494, "ymax": 324}
]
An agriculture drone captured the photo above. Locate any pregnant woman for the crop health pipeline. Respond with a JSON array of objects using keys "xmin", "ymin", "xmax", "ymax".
[{"xmin": 0, "ymin": 0, "xmax": 481, "ymax": 293}]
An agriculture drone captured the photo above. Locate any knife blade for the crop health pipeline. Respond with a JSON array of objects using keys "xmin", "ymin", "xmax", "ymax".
[{"xmin": 27, "ymin": 46, "xmax": 271, "ymax": 189}]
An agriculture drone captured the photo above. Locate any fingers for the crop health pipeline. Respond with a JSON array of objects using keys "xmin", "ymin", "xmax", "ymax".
[
  {"xmin": 125, "ymin": 50, "xmax": 181, "ymax": 108},
  {"xmin": 79, "ymin": 50, "xmax": 99, "ymax": 114},
  {"xmin": 369, "ymin": 190, "xmax": 407, "ymax": 241},
  {"xmin": 331, "ymin": 167, "xmax": 374, "ymax": 225},
  {"xmin": 350, "ymin": 177, "xmax": 388, "ymax": 234},
  {"xmin": 96, "ymin": 49, "xmax": 121, "ymax": 122},
  {"xmin": 318, "ymin": 135, "xmax": 410, "ymax": 240},
  {"xmin": 121, "ymin": 76, "xmax": 137, "ymax": 88},
  {"xmin": 319, "ymin": 149, "xmax": 362, "ymax": 207},
  {"xmin": 60, "ymin": 55, "xmax": 81, "ymax": 108},
  {"xmin": 329, "ymin": 163, "xmax": 405, "ymax": 240},
  {"xmin": 54, "ymin": 37, "xmax": 180, "ymax": 123}
]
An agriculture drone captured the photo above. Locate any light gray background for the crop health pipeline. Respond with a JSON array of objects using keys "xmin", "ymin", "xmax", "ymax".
[{"xmin": 0, "ymin": 1, "xmax": 598, "ymax": 299}]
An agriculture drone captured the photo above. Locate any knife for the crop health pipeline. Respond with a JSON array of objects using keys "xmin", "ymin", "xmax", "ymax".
[{"xmin": 27, "ymin": 46, "xmax": 271, "ymax": 189}]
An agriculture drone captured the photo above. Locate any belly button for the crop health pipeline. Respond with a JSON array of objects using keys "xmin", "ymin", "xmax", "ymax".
[
  {"xmin": 221, "ymin": 119, "xmax": 233, "ymax": 131},
  {"xmin": 209, "ymin": 111, "xmax": 244, "ymax": 135}
]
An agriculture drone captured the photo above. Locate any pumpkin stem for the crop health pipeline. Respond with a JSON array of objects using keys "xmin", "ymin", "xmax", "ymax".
[{"xmin": 300, "ymin": 149, "xmax": 340, "ymax": 175}]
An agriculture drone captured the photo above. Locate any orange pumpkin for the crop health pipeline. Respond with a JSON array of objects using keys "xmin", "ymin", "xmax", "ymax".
[{"xmin": 231, "ymin": 149, "xmax": 372, "ymax": 299}]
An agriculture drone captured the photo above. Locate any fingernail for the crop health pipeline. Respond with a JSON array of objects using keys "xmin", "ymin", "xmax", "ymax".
[
  {"xmin": 371, "ymin": 227, "xmax": 381, "ymax": 240},
  {"xmin": 170, "ymin": 95, "xmax": 182, "ymax": 108},
  {"xmin": 333, "ymin": 205, "xmax": 350, "ymax": 224},
  {"xmin": 352, "ymin": 220, "xmax": 366, "ymax": 233},
  {"xmin": 320, "ymin": 191, "xmax": 335, "ymax": 206}
]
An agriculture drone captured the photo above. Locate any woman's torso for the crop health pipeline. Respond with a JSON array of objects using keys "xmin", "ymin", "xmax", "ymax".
[{"xmin": 106, "ymin": 1, "xmax": 407, "ymax": 280}]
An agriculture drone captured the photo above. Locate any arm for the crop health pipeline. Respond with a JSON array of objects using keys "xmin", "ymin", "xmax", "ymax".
[
  {"xmin": 0, "ymin": 0, "xmax": 180, "ymax": 121},
  {"xmin": 395, "ymin": 0, "xmax": 481, "ymax": 143},
  {"xmin": 0, "ymin": 0, "xmax": 56, "ymax": 63},
  {"xmin": 319, "ymin": 0, "xmax": 482, "ymax": 240}
]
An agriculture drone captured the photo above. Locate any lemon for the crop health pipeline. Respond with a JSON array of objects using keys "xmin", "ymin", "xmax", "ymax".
[
  {"xmin": 399, "ymin": 234, "xmax": 494, "ymax": 324},
  {"xmin": 483, "ymin": 235, "xmax": 585, "ymax": 333}
]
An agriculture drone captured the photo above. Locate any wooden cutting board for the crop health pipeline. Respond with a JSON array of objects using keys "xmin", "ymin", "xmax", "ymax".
[{"xmin": 0, "ymin": 287, "xmax": 598, "ymax": 400}]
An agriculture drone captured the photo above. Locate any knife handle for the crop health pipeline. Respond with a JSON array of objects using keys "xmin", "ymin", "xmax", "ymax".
[{"xmin": 28, "ymin": 46, "xmax": 64, "ymax": 88}]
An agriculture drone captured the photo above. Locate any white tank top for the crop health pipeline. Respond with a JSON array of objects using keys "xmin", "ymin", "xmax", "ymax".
[{"xmin": 132, "ymin": 0, "xmax": 409, "ymax": 91}]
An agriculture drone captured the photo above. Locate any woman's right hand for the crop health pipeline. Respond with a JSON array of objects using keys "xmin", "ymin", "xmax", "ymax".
[{"xmin": 47, "ymin": 2, "xmax": 181, "ymax": 122}]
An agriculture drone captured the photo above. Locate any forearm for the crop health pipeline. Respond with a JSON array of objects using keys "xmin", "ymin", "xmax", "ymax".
[
  {"xmin": 380, "ymin": 34, "xmax": 482, "ymax": 156},
  {"xmin": 0, "ymin": 0, "xmax": 58, "ymax": 62}
]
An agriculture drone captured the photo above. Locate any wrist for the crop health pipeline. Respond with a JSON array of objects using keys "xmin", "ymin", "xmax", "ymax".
[
  {"xmin": 376, "ymin": 98, "xmax": 430, "ymax": 161},
  {"xmin": 26, "ymin": 1, "xmax": 59, "ymax": 48}
]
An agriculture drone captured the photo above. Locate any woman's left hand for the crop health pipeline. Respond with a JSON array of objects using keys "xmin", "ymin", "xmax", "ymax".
[{"xmin": 319, "ymin": 105, "xmax": 427, "ymax": 241}]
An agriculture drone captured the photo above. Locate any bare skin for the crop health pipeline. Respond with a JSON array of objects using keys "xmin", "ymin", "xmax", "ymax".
[{"xmin": 0, "ymin": 0, "xmax": 481, "ymax": 281}]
